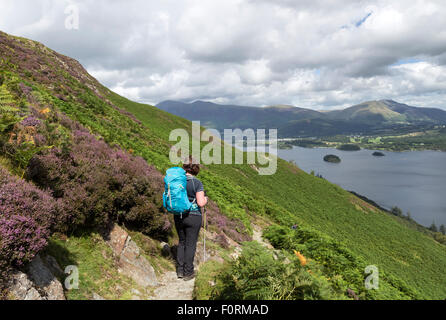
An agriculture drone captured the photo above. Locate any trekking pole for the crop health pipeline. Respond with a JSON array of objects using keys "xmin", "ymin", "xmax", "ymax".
[
  {"xmin": 203, "ymin": 203, "xmax": 207, "ymax": 263},
  {"xmin": 203, "ymin": 191, "xmax": 207, "ymax": 263}
]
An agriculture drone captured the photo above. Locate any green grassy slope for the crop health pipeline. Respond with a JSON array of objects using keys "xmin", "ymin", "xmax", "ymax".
[
  {"xmin": 117, "ymin": 96, "xmax": 446, "ymax": 299},
  {"xmin": 1, "ymin": 30, "xmax": 445, "ymax": 299}
]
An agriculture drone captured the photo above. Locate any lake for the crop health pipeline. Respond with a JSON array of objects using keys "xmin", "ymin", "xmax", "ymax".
[{"xmin": 277, "ymin": 146, "xmax": 446, "ymax": 227}]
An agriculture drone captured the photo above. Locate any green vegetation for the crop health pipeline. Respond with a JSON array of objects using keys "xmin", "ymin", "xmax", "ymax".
[
  {"xmin": 263, "ymin": 225, "xmax": 419, "ymax": 299},
  {"xmin": 45, "ymin": 231, "xmax": 154, "ymax": 300},
  {"xmin": 281, "ymin": 129, "xmax": 446, "ymax": 152},
  {"xmin": 194, "ymin": 242, "xmax": 343, "ymax": 300},
  {"xmin": 0, "ymin": 84, "xmax": 23, "ymax": 132},
  {"xmin": 337, "ymin": 144, "xmax": 361, "ymax": 151},
  {"xmin": 279, "ymin": 139, "xmax": 328, "ymax": 149}
]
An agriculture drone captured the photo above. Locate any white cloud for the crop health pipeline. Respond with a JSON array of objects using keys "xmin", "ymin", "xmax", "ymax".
[{"xmin": 1, "ymin": 0, "xmax": 446, "ymax": 110}]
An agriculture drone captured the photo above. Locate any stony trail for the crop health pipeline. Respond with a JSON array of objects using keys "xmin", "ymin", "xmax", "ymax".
[
  {"xmin": 149, "ymin": 225, "xmax": 270, "ymax": 301},
  {"xmin": 151, "ymin": 271, "xmax": 195, "ymax": 300}
]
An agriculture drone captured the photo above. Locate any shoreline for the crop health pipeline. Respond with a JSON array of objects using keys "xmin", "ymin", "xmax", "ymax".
[{"xmin": 278, "ymin": 144, "xmax": 446, "ymax": 153}]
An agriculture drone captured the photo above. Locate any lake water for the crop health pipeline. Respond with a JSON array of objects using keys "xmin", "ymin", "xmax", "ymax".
[{"xmin": 277, "ymin": 147, "xmax": 446, "ymax": 227}]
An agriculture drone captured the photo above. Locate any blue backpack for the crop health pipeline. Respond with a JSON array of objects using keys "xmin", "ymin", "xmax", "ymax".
[{"xmin": 163, "ymin": 167, "xmax": 198, "ymax": 215}]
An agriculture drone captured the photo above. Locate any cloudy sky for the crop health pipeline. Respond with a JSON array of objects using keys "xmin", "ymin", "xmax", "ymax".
[{"xmin": 1, "ymin": 0, "xmax": 446, "ymax": 110}]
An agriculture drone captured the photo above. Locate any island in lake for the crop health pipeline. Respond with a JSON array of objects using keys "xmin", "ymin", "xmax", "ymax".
[
  {"xmin": 372, "ymin": 151, "xmax": 385, "ymax": 157},
  {"xmin": 323, "ymin": 154, "xmax": 341, "ymax": 163}
]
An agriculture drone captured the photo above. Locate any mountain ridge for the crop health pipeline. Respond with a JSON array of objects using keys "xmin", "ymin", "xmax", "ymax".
[{"xmin": 156, "ymin": 99, "xmax": 446, "ymax": 137}]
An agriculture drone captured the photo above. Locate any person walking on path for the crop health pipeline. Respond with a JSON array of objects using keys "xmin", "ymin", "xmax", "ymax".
[{"xmin": 174, "ymin": 160, "xmax": 207, "ymax": 281}]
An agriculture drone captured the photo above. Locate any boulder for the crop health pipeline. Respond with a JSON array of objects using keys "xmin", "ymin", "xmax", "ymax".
[
  {"xmin": 27, "ymin": 255, "xmax": 66, "ymax": 300},
  {"xmin": 119, "ymin": 237, "xmax": 158, "ymax": 287},
  {"xmin": 8, "ymin": 255, "xmax": 65, "ymax": 300},
  {"xmin": 105, "ymin": 224, "xmax": 158, "ymax": 287},
  {"xmin": 107, "ymin": 224, "xmax": 129, "ymax": 256},
  {"xmin": 8, "ymin": 272, "xmax": 43, "ymax": 300}
]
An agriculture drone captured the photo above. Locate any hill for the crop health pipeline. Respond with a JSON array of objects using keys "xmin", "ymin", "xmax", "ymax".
[
  {"xmin": 326, "ymin": 100, "xmax": 446, "ymax": 125},
  {"xmin": 156, "ymin": 100, "xmax": 321, "ymax": 132},
  {"xmin": 157, "ymin": 100, "xmax": 446, "ymax": 137},
  {"xmin": 1, "ymin": 30, "xmax": 446, "ymax": 300}
]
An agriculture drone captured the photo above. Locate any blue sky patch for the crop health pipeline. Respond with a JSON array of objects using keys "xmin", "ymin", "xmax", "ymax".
[
  {"xmin": 355, "ymin": 12, "xmax": 372, "ymax": 27},
  {"xmin": 391, "ymin": 58, "xmax": 423, "ymax": 66}
]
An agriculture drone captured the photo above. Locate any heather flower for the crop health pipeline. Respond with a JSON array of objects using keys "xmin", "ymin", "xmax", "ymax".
[
  {"xmin": 20, "ymin": 116, "xmax": 41, "ymax": 127},
  {"xmin": 27, "ymin": 129, "xmax": 167, "ymax": 237},
  {"xmin": 19, "ymin": 83, "xmax": 32, "ymax": 96},
  {"xmin": 0, "ymin": 167, "xmax": 58, "ymax": 289}
]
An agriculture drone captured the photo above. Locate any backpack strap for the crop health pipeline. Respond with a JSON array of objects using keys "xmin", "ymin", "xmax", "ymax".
[
  {"xmin": 188, "ymin": 176, "xmax": 200, "ymax": 213},
  {"xmin": 190, "ymin": 177, "xmax": 197, "ymax": 204}
]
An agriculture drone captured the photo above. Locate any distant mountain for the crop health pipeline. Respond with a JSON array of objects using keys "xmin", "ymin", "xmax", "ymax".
[
  {"xmin": 156, "ymin": 99, "xmax": 446, "ymax": 137},
  {"xmin": 156, "ymin": 100, "xmax": 321, "ymax": 132},
  {"xmin": 327, "ymin": 100, "xmax": 446, "ymax": 124}
]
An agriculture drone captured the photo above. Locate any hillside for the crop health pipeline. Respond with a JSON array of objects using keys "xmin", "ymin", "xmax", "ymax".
[
  {"xmin": 1, "ymin": 30, "xmax": 446, "ymax": 300},
  {"xmin": 326, "ymin": 100, "xmax": 446, "ymax": 124},
  {"xmin": 157, "ymin": 100, "xmax": 446, "ymax": 137},
  {"xmin": 156, "ymin": 100, "xmax": 321, "ymax": 132}
]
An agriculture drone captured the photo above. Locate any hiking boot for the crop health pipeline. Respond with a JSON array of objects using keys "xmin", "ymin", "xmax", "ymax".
[
  {"xmin": 183, "ymin": 273, "xmax": 195, "ymax": 281},
  {"xmin": 176, "ymin": 266, "xmax": 184, "ymax": 279}
]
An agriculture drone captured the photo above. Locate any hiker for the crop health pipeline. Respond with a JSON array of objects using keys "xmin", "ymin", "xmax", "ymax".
[{"xmin": 164, "ymin": 159, "xmax": 207, "ymax": 281}]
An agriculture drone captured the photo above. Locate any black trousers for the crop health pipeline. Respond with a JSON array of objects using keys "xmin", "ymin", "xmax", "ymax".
[{"xmin": 174, "ymin": 213, "xmax": 202, "ymax": 276}]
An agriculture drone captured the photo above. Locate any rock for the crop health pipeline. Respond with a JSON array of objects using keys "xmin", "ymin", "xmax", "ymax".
[
  {"xmin": 131, "ymin": 288, "xmax": 141, "ymax": 295},
  {"xmin": 8, "ymin": 272, "xmax": 43, "ymax": 300},
  {"xmin": 104, "ymin": 224, "xmax": 158, "ymax": 287},
  {"xmin": 119, "ymin": 238, "xmax": 158, "ymax": 287},
  {"xmin": 42, "ymin": 255, "xmax": 64, "ymax": 278},
  {"xmin": 152, "ymin": 271, "xmax": 195, "ymax": 300},
  {"xmin": 220, "ymin": 232, "xmax": 240, "ymax": 249},
  {"xmin": 27, "ymin": 255, "xmax": 66, "ymax": 300},
  {"xmin": 92, "ymin": 292, "xmax": 105, "ymax": 300},
  {"xmin": 8, "ymin": 255, "xmax": 65, "ymax": 300},
  {"xmin": 107, "ymin": 224, "xmax": 129, "ymax": 256},
  {"xmin": 230, "ymin": 247, "xmax": 242, "ymax": 260}
]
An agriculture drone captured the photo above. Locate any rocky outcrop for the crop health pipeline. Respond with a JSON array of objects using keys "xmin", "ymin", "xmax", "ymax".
[
  {"xmin": 8, "ymin": 255, "xmax": 65, "ymax": 300},
  {"xmin": 8, "ymin": 273, "xmax": 43, "ymax": 300},
  {"xmin": 105, "ymin": 225, "xmax": 158, "ymax": 287}
]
